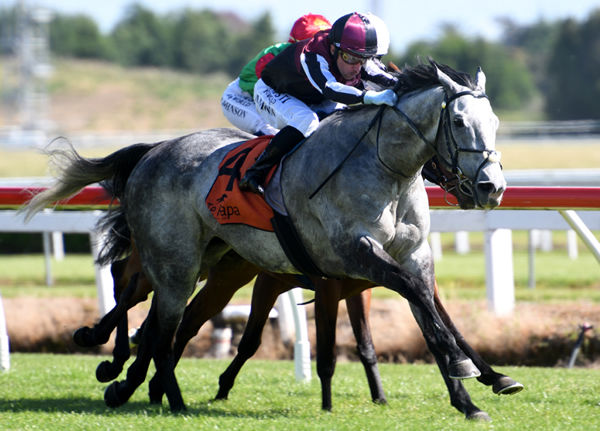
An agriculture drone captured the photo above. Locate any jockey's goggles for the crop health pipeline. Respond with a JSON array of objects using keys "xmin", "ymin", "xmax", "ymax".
[{"xmin": 340, "ymin": 50, "xmax": 369, "ymax": 65}]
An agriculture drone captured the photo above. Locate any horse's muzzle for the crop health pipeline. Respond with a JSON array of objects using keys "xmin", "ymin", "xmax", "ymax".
[{"xmin": 475, "ymin": 180, "xmax": 506, "ymax": 209}]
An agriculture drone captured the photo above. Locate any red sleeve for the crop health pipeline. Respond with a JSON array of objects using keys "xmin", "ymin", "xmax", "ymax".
[{"xmin": 255, "ymin": 53, "xmax": 276, "ymax": 79}]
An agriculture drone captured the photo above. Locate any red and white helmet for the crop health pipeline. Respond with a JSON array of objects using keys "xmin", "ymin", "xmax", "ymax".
[
  {"xmin": 288, "ymin": 13, "xmax": 332, "ymax": 43},
  {"xmin": 329, "ymin": 12, "xmax": 383, "ymax": 58}
]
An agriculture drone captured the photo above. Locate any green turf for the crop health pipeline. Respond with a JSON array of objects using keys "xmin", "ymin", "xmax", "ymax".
[{"xmin": 0, "ymin": 353, "xmax": 598, "ymax": 430}]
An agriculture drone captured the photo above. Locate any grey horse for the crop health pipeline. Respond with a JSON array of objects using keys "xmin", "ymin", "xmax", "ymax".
[{"xmin": 24, "ymin": 61, "xmax": 506, "ymax": 416}]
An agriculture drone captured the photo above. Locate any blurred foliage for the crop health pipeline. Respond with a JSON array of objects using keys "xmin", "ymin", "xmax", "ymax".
[
  {"xmin": 1, "ymin": 4, "xmax": 599, "ymax": 118},
  {"xmin": 546, "ymin": 10, "xmax": 600, "ymax": 120},
  {"xmin": 392, "ymin": 25, "xmax": 536, "ymax": 110},
  {"xmin": 49, "ymin": 14, "xmax": 110, "ymax": 59}
]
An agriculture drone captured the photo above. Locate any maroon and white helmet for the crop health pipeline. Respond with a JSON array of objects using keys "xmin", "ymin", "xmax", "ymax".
[{"xmin": 329, "ymin": 12, "xmax": 384, "ymax": 58}]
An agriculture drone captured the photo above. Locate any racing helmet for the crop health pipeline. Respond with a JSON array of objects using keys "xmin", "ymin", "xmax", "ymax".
[
  {"xmin": 364, "ymin": 12, "xmax": 390, "ymax": 56},
  {"xmin": 328, "ymin": 12, "xmax": 381, "ymax": 58},
  {"xmin": 289, "ymin": 13, "xmax": 332, "ymax": 42}
]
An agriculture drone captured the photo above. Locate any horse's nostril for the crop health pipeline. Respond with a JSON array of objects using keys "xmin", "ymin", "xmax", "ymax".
[
  {"xmin": 477, "ymin": 181, "xmax": 506, "ymax": 200},
  {"xmin": 477, "ymin": 182, "xmax": 495, "ymax": 195}
]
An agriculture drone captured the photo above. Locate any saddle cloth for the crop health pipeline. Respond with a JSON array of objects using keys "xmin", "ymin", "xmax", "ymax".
[{"xmin": 205, "ymin": 135, "xmax": 276, "ymax": 231}]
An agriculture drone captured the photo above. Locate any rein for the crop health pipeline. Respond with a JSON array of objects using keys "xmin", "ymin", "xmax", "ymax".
[{"xmin": 309, "ymin": 105, "xmax": 387, "ymax": 199}]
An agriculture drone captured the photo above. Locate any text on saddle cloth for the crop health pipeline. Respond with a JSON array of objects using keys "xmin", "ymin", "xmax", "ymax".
[{"xmin": 205, "ymin": 135, "xmax": 277, "ymax": 231}]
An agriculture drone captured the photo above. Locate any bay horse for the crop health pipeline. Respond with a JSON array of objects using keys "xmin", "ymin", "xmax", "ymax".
[
  {"xmin": 24, "ymin": 60, "xmax": 507, "ymax": 417},
  {"xmin": 76, "ymin": 249, "xmax": 389, "ymax": 406}
]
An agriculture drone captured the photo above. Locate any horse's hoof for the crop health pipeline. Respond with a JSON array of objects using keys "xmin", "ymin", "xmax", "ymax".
[
  {"xmin": 104, "ymin": 382, "xmax": 126, "ymax": 408},
  {"xmin": 73, "ymin": 327, "xmax": 94, "ymax": 347},
  {"xmin": 214, "ymin": 390, "xmax": 228, "ymax": 401},
  {"xmin": 148, "ymin": 378, "xmax": 164, "ymax": 405},
  {"xmin": 449, "ymin": 359, "xmax": 481, "ymax": 379},
  {"xmin": 372, "ymin": 397, "xmax": 388, "ymax": 405},
  {"xmin": 170, "ymin": 403, "xmax": 187, "ymax": 413},
  {"xmin": 467, "ymin": 411, "xmax": 491, "ymax": 421},
  {"xmin": 96, "ymin": 360, "xmax": 122, "ymax": 383},
  {"xmin": 493, "ymin": 376, "xmax": 524, "ymax": 395},
  {"xmin": 129, "ymin": 327, "xmax": 142, "ymax": 347}
]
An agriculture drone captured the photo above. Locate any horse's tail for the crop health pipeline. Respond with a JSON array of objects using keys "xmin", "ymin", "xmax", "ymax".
[
  {"xmin": 22, "ymin": 139, "xmax": 157, "ymax": 221},
  {"xmin": 95, "ymin": 206, "xmax": 130, "ymax": 266}
]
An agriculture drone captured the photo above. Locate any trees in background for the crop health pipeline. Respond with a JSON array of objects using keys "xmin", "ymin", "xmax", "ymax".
[
  {"xmin": 49, "ymin": 14, "xmax": 109, "ymax": 59},
  {"xmin": 545, "ymin": 10, "xmax": 600, "ymax": 120},
  {"xmin": 1, "ymin": 4, "xmax": 599, "ymax": 119},
  {"xmin": 394, "ymin": 25, "xmax": 536, "ymax": 111}
]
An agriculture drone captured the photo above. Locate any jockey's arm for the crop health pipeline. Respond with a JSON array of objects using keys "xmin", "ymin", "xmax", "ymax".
[{"xmin": 300, "ymin": 52, "xmax": 366, "ymax": 105}]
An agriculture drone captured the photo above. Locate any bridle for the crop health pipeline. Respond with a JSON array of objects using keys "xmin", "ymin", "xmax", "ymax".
[{"xmin": 388, "ymin": 88, "xmax": 502, "ymax": 207}]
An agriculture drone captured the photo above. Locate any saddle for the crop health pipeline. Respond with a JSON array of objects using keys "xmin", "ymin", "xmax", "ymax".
[
  {"xmin": 205, "ymin": 136, "xmax": 276, "ymax": 231},
  {"xmin": 206, "ymin": 136, "xmax": 327, "ymax": 278}
]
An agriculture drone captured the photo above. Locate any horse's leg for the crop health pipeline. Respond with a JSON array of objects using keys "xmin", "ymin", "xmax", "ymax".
[
  {"xmin": 350, "ymin": 237, "xmax": 479, "ymax": 379},
  {"xmin": 104, "ymin": 296, "xmax": 159, "ymax": 409},
  {"xmin": 313, "ymin": 278, "xmax": 343, "ymax": 411},
  {"xmin": 408, "ymin": 302, "xmax": 490, "ymax": 420},
  {"xmin": 432, "ymin": 284, "xmax": 523, "ymax": 395},
  {"xmin": 148, "ymin": 253, "xmax": 259, "ymax": 404},
  {"xmin": 95, "ymin": 271, "xmax": 138, "ymax": 382},
  {"xmin": 93, "ymin": 249, "xmax": 153, "ymax": 382},
  {"xmin": 345, "ymin": 289, "xmax": 387, "ymax": 404},
  {"xmin": 73, "ymin": 258, "xmax": 131, "ymax": 347},
  {"xmin": 215, "ymin": 272, "xmax": 286, "ymax": 400}
]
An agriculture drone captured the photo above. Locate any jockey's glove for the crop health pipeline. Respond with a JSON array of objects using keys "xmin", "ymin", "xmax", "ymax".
[{"xmin": 363, "ymin": 89, "xmax": 398, "ymax": 106}]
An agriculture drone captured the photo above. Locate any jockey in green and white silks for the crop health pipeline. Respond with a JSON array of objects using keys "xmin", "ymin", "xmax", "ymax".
[{"xmin": 220, "ymin": 14, "xmax": 331, "ymax": 136}]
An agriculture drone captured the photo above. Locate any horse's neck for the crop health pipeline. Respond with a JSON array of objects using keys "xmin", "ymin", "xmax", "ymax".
[{"xmin": 375, "ymin": 86, "xmax": 445, "ymax": 179}]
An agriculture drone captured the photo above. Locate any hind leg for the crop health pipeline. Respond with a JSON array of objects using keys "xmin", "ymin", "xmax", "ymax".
[
  {"xmin": 104, "ymin": 296, "xmax": 159, "ymax": 408},
  {"xmin": 345, "ymin": 288, "xmax": 387, "ymax": 404},
  {"xmin": 215, "ymin": 272, "xmax": 286, "ymax": 400},
  {"xmin": 94, "ymin": 250, "xmax": 153, "ymax": 382},
  {"xmin": 148, "ymin": 252, "xmax": 259, "ymax": 404}
]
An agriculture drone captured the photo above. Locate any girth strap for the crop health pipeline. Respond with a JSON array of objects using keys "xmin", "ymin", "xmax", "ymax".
[{"xmin": 271, "ymin": 211, "xmax": 328, "ymax": 279}]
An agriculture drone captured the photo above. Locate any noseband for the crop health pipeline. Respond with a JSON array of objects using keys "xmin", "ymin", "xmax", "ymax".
[{"xmin": 390, "ymin": 89, "xmax": 502, "ymax": 207}]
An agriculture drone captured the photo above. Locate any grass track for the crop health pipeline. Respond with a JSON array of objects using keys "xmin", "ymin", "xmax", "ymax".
[{"xmin": 0, "ymin": 354, "xmax": 598, "ymax": 430}]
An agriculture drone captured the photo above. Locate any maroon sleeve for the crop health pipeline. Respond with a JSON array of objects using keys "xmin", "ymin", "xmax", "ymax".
[{"xmin": 255, "ymin": 53, "xmax": 276, "ymax": 79}]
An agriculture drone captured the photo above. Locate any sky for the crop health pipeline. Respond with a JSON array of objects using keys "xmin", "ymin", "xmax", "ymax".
[{"xmin": 6, "ymin": 0, "xmax": 600, "ymax": 51}]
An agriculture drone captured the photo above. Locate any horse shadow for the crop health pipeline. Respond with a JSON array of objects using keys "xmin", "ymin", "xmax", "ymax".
[{"xmin": 0, "ymin": 396, "xmax": 298, "ymax": 419}]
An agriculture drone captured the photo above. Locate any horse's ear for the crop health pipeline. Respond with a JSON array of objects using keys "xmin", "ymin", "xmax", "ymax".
[
  {"xmin": 475, "ymin": 66, "xmax": 486, "ymax": 92},
  {"xmin": 435, "ymin": 66, "xmax": 462, "ymax": 94}
]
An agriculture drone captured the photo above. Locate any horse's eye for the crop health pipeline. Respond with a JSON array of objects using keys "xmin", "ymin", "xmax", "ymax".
[{"xmin": 453, "ymin": 117, "xmax": 465, "ymax": 128}]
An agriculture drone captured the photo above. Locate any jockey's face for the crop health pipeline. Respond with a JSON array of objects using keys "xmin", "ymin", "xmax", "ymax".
[{"xmin": 330, "ymin": 45, "xmax": 363, "ymax": 81}]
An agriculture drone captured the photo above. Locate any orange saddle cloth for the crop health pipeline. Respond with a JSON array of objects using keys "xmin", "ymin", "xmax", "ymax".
[{"xmin": 205, "ymin": 135, "xmax": 276, "ymax": 231}]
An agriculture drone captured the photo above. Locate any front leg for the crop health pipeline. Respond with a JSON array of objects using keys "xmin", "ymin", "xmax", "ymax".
[
  {"xmin": 433, "ymin": 283, "xmax": 523, "ymax": 395},
  {"xmin": 346, "ymin": 236, "xmax": 479, "ymax": 379}
]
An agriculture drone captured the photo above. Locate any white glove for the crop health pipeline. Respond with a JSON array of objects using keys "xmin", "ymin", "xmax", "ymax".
[{"xmin": 363, "ymin": 89, "xmax": 398, "ymax": 106}]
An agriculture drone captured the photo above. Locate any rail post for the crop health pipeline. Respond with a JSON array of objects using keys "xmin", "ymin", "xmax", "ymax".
[{"xmin": 484, "ymin": 228, "xmax": 515, "ymax": 315}]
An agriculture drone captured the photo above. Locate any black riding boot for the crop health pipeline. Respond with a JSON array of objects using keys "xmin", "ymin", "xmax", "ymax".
[{"xmin": 239, "ymin": 126, "xmax": 305, "ymax": 194}]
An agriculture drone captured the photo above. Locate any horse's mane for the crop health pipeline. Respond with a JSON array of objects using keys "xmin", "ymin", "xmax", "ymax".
[
  {"xmin": 339, "ymin": 59, "xmax": 476, "ymax": 116},
  {"xmin": 394, "ymin": 58, "xmax": 477, "ymax": 96}
]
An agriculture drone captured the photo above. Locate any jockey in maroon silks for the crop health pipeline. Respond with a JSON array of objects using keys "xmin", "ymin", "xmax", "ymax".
[{"xmin": 239, "ymin": 12, "xmax": 398, "ymax": 195}]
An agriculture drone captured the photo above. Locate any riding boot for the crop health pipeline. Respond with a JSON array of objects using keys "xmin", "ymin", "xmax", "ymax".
[{"xmin": 239, "ymin": 126, "xmax": 305, "ymax": 194}]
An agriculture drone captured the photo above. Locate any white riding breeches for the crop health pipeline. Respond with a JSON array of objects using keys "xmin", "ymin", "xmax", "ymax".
[
  {"xmin": 253, "ymin": 79, "xmax": 344, "ymax": 138},
  {"xmin": 220, "ymin": 78, "xmax": 279, "ymax": 136}
]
